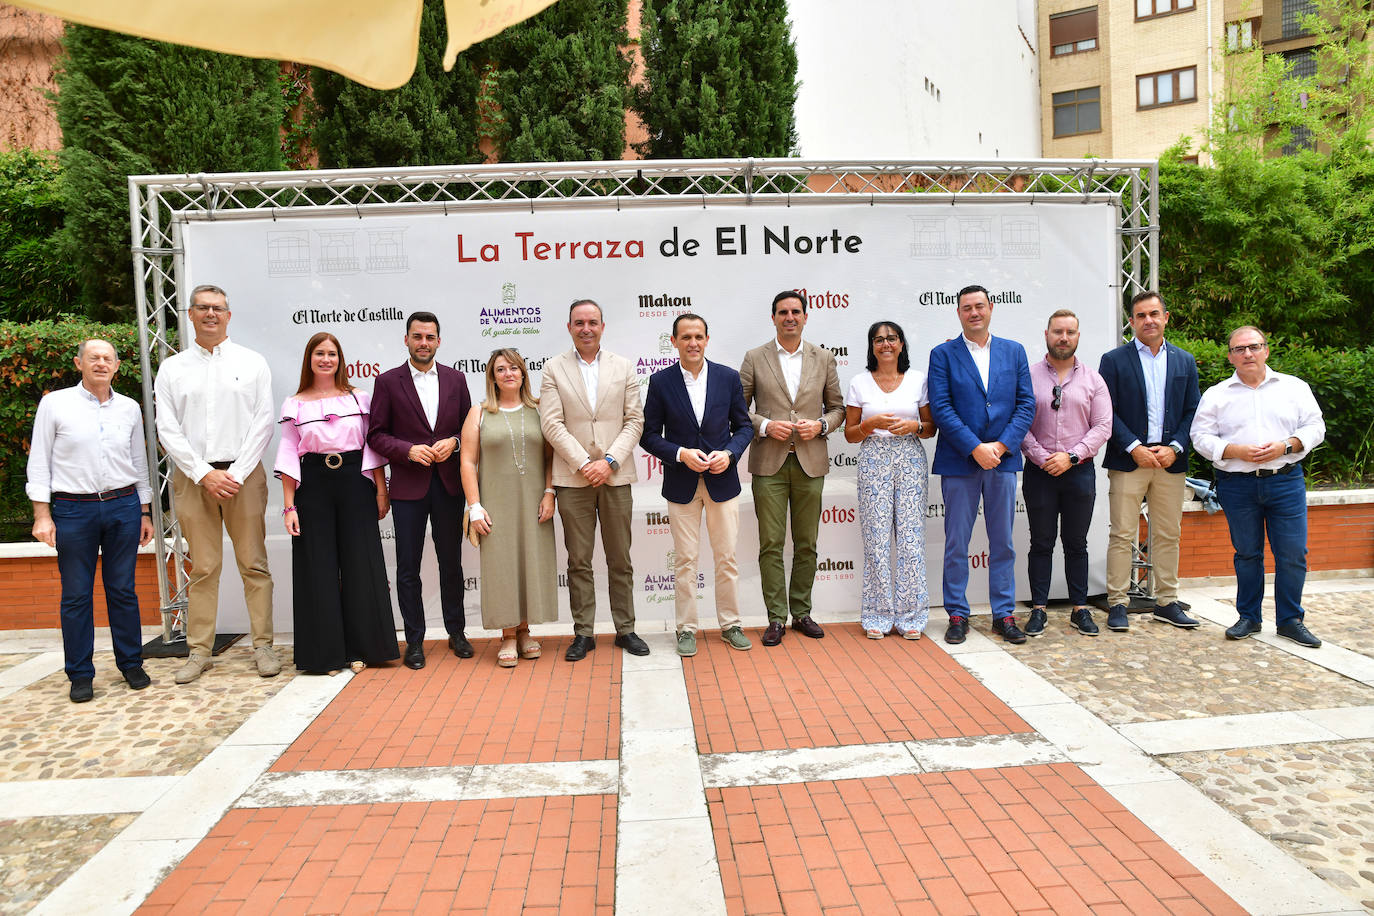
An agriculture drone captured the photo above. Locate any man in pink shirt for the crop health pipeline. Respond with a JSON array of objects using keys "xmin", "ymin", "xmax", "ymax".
[{"xmin": 1020, "ymin": 309, "xmax": 1112, "ymax": 637}]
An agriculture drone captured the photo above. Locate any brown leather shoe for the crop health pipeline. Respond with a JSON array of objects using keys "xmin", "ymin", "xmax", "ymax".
[
  {"xmin": 791, "ymin": 615, "xmax": 825, "ymax": 639},
  {"xmin": 761, "ymin": 621, "xmax": 785, "ymax": 646}
]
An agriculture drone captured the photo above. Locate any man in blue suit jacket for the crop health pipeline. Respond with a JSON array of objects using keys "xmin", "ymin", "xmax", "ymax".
[
  {"xmin": 1098, "ymin": 291, "xmax": 1201, "ymax": 630},
  {"xmin": 641, "ymin": 314, "xmax": 755, "ymax": 656},
  {"xmin": 928, "ymin": 285, "xmax": 1036, "ymax": 645}
]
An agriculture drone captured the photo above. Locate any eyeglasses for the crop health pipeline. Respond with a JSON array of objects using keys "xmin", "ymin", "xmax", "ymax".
[
  {"xmin": 1228, "ymin": 342, "xmax": 1266, "ymax": 354},
  {"xmin": 190, "ymin": 305, "xmax": 229, "ymax": 314},
  {"xmin": 872, "ymin": 335, "xmax": 900, "ymax": 345},
  {"xmin": 1051, "ymin": 385, "xmax": 1063, "ymax": 411}
]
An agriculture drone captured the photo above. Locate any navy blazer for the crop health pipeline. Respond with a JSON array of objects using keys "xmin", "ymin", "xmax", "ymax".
[
  {"xmin": 640, "ymin": 360, "xmax": 754, "ymax": 504},
  {"xmin": 1098, "ymin": 340, "xmax": 1200, "ymax": 474},
  {"xmin": 928, "ymin": 335, "xmax": 1035, "ymax": 476}
]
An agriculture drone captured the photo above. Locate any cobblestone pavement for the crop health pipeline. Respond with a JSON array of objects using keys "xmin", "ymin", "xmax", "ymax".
[
  {"xmin": 0, "ymin": 655, "xmax": 31, "ymax": 675},
  {"xmin": 1220, "ymin": 587, "xmax": 1374, "ymax": 660},
  {"xmin": 1160, "ymin": 739, "xmax": 1374, "ymax": 913},
  {"xmin": 0, "ymin": 646, "xmax": 296, "ymax": 782},
  {"xmin": 997, "ymin": 605, "xmax": 1372, "ymax": 725},
  {"xmin": 0, "ymin": 813, "xmax": 135, "ymax": 915}
]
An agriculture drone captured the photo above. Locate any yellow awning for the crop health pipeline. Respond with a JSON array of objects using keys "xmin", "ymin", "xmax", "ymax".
[{"xmin": 10, "ymin": 0, "xmax": 559, "ymax": 90}]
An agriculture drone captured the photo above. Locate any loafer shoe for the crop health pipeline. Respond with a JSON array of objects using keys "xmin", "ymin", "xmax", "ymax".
[
  {"xmin": 449, "ymin": 635, "xmax": 474, "ymax": 658},
  {"xmin": 69, "ymin": 678, "xmax": 94, "ymax": 703},
  {"xmin": 761, "ymin": 621, "xmax": 785, "ymax": 646},
  {"xmin": 615, "ymin": 632, "xmax": 651, "ymax": 656},
  {"xmin": 123, "ymin": 666, "xmax": 152, "ymax": 690},
  {"xmin": 791, "ymin": 616, "xmax": 824, "ymax": 639},
  {"xmin": 403, "ymin": 643, "xmax": 425, "ymax": 669},
  {"xmin": 254, "ymin": 646, "xmax": 282, "ymax": 678},
  {"xmin": 944, "ymin": 617, "xmax": 968, "ymax": 645},
  {"xmin": 1024, "ymin": 608, "xmax": 1047, "ymax": 637},
  {"xmin": 565, "ymin": 634, "xmax": 595, "ymax": 661},
  {"xmin": 676, "ymin": 630, "xmax": 697, "ymax": 657},
  {"xmin": 1225, "ymin": 618, "xmax": 1262, "ymax": 640},
  {"xmin": 721, "ymin": 626, "xmax": 752, "ymax": 650},
  {"xmin": 1070, "ymin": 608, "xmax": 1099, "ymax": 636},
  {"xmin": 992, "ymin": 616, "xmax": 1027, "ymax": 645},
  {"xmin": 175, "ymin": 653, "xmax": 213, "ymax": 684},
  {"xmin": 1276, "ymin": 620, "xmax": 1321, "ymax": 648},
  {"xmin": 1107, "ymin": 605, "xmax": 1130, "ymax": 631},
  {"xmin": 1152, "ymin": 602, "xmax": 1200, "ymax": 629}
]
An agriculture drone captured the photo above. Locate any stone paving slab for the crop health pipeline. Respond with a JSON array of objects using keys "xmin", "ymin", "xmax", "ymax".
[
  {"xmin": 0, "ymin": 648, "xmax": 296, "ymax": 782},
  {"xmin": 1159, "ymin": 738, "xmax": 1374, "ymax": 913},
  {"xmin": 1000, "ymin": 606, "xmax": 1373, "ymax": 725},
  {"xmin": 0, "ymin": 813, "xmax": 135, "ymax": 914},
  {"xmin": 0, "ymin": 655, "xmax": 32, "ymax": 675}
]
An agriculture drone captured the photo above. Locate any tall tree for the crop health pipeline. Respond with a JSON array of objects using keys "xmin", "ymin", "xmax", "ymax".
[
  {"xmin": 53, "ymin": 25, "xmax": 285, "ymax": 319},
  {"xmin": 634, "ymin": 0, "xmax": 797, "ymax": 159},
  {"xmin": 312, "ymin": 0, "xmax": 481, "ymax": 168}
]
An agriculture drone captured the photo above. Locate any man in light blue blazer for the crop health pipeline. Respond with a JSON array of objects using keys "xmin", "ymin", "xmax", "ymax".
[
  {"xmin": 928, "ymin": 285, "xmax": 1036, "ymax": 645},
  {"xmin": 641, "ymin": 314, "xmax": 755, "ymax": 657}
]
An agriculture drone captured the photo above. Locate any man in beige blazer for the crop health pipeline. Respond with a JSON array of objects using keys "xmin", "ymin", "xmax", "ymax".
[
  {"xmin": 540, "ymin": 299, "xmax": 649, "ymax": 660},
  {"xmin": 740, "ymin": 290, "xmax": 846, "ymax": 646}
]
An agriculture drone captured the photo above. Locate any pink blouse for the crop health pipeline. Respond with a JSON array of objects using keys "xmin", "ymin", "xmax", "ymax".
[{"xmin": 274, "ymin": 391, "xmax": 385, "ymax": 485}]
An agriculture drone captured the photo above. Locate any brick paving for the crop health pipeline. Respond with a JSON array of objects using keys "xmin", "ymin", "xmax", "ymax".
[{"xmin": 683, "ymin": 626, "xmax": 1029, "ymax": 754}]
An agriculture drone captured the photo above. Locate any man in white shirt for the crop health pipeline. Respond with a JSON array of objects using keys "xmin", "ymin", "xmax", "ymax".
[
  {"xmin": 739, "ymin": 290, "xmax": 846, "ymax": 646},
  {"xmin": 1192, "ymin": 326, "xmax": 1326, "ymax": 647},
  {"xmin": 28, "ymin": 339, "xmax": 155, "ymax": 703},
  {"xmin": 155, "ymin": 284, "xmax": 278, "ymax": 683},
  {"xmin": 640, "ymin": 314, "xmax": 755, "ymax": 656},
  {"xmin": 540, "ymin": 299, "xmax": 648, "ymax": 661}
]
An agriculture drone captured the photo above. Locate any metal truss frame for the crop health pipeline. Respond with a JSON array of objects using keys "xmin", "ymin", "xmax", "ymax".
[{"xmin": 130, "ymin": 157, "xmax": 1160, "ymax": 641}]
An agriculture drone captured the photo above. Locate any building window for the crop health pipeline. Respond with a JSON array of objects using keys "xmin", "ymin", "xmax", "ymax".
[
  {"xmin": 1226, "ymin": 18, "xmax": 1260, "ymax": 51},
  {"xmin": 1137, "ymin": 66, "xmax": 1198, "ymax": 109},
  {"xmin": 1281, "ymin": 0, "xmax": 1316, "ymax": 39},
  {"xmin": 1282, "ymin": 47, "xmax": 1317, "ymax": 80},
  {"xmin": 1136, "ymin": 0, "xmax": 1194, "ymax": 21},
  {"xmin": 1282, "ymin": 124, "xmax": 1315, "ymax": 155},
  {"xmin": 1050, "ymin": 7, "xmax": 1099, "ymax": 57},
  {"xmin": 1052, "ymin": 86, "xmax": 1101, "ymax": 137}
]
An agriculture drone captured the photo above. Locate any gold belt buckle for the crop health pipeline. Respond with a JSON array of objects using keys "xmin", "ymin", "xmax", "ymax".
[{"xmin": 324, "ymin": 452, "xmax": 343, "ymax": 469}]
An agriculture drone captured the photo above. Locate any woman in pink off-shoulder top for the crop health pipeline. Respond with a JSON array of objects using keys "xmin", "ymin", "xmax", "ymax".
[{"xmin": 275, "ymin": 332, "xmax": 400, "ymax": 674}]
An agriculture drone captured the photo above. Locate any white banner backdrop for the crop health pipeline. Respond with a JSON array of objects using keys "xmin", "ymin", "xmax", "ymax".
[{"xmin": 180, "ymin": 200, "xmax": 1119, "ymax": 635}]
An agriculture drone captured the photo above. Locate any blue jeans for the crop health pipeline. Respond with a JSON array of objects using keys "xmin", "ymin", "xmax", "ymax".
[
  {"xmin": 941, "ymin": 469, "xmax": 1018, "ymax": 620},
  {"xmin": 1022, "ymin": 461, "xmax": 1095, "ymax": 607},
  {"xmin": 51, "ymin": 492, "xmax": 144, "ymax": 681},
  {"xmin": 1215, "ymin": 466, "xmax": 1309, "ymax": 627}
]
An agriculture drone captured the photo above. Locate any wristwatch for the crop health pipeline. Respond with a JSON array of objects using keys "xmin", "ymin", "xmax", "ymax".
[
  {"xmin": 604, "ymin": 455, "xmax": 619, "ymax": 471},
  {"xmin": 819, "ymin": 418, "xmax": 829, "ymax": 436},
  {"xmin": 1169, "ymin": 443, "xmax": 1183, "ymax": 458},
  {"xmin": 1068, "ymin": 453, "xmax": 1079, "ymax": 466},
  {"xmin": 1283, "ymin": 440, "xmax": 1294, "ymax": 455}
]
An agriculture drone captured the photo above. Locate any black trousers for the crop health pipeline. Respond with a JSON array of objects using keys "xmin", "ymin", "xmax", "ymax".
[
  {"xmin": 292, "ymin": 452, "xmax": 400, "ymax": 672},
  {"xmin": 1022, "ymin": 461, "xmax": 1096, "ymax": 607},
  {"xmin": 391, "ymin": 469, "xmax": 466, "ymax": 646}
]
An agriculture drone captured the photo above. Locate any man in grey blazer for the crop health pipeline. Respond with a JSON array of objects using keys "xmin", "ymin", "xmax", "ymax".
[
  {"xmin": 539, "ymin": 299, "xmax": 649, "ymax": 660},
  {"xmin": 739, "ymin": 290, "xmax": 846, "ymax": 646}
]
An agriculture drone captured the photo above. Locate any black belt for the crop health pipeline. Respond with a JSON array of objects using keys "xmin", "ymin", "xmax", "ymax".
[
  {"xmin": 301, "ymin": 450, "xmax": 362, "ymax": 470},
  {"xmin": 208, "ymin": 460, "xmax": 234, "ymax": 471},
  {"xmin": 51, "ymin": 485, "xmax": 137, "ymax": 502},
  {"xmin": 1217, "ymin": 462, "xmax": 1301, "ymax": 479}
]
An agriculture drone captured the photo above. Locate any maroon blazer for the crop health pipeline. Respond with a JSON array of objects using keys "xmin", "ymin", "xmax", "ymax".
[{"xmin": 367, "ymin": 362, "xmax": 472, "ymax": 500}]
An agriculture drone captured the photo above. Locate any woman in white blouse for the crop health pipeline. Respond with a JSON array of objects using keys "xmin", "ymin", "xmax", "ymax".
[{"xmin": 844, "ymin": 321, "xmax": 937, "ymax": 639}]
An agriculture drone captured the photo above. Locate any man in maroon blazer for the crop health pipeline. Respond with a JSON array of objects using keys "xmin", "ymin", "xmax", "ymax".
[{"xmin": 367, "ymin": 312, "xmax": 473, "ymax": 669}]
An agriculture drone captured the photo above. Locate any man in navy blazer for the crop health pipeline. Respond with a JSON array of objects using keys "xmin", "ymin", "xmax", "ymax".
[
  {"xmin": 1098, "ymin": 291, "xmax": 1201, "ymax": 631},
  {"xmin": 928, "ymin": 285, "xmax": 1036, "ymax": 645},
  {"xmin": 641, "ymin": 314, "xmax": 755, "ymax": 656},
  {"xmin": 367, "ymin": 311, "xmax": 473, "ymax": 669}
]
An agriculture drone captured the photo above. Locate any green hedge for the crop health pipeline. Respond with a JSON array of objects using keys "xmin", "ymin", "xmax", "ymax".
[
  {"xmin": 1177, "ymin": 335, "xmax": 1374, "ymax": 486},
  {"xmin": 0, "ymin": 320, "xmax": 149, "ymax": 535}
]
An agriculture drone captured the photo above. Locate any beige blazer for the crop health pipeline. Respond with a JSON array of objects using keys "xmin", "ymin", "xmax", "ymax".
[
  {"xmin": 739, "ymin": 339, "xmax": 845, "ymax": 478},
  {"xmin": 539, "ymin": 348, "xmax": 644, "ymax": 487}
]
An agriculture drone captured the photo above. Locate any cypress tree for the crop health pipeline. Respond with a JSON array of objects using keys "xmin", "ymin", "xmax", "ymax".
[
  {"xmin": 634, "ymin": 0, "xmax": 797, "ymax": 159},
  {"xmin": 53, "ymin": 25, "xmax": 285, "ymax": 319},
  {"xmin": 312, "ymin": 0, "xmax": 481, "ymax": 168},
  {"xmin": 480, "ymin": 0, "xmax": 631, "ymax": 162}
]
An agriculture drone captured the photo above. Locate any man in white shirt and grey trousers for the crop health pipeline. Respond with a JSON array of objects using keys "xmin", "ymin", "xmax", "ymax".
[{"xmin": 155, "ymin": 283, "xmax": 280, "ymax": 683}]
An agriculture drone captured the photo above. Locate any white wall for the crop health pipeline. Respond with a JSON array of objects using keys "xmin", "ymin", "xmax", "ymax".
[{"xmin": 789, "ymin": 0, "xmax": 1042, "ymax": 160}]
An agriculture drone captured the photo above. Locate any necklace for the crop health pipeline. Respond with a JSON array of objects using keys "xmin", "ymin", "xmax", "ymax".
[
  {"xmin": 873, "ymin": 372, "xmax": 903, "ymax": 394},
  {"xmin": 501, "ymin": 406, "xmax": 527, "ymax": 475}
]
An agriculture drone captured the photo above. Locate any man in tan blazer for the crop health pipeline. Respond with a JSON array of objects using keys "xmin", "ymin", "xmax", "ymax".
[
  {"xmin": 540, "ymin": 299, "xmax": 649, "ymax": 660},
  {"xmin": 740, "ymin": 290, "xmax": 846, "ymax": 646}
]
